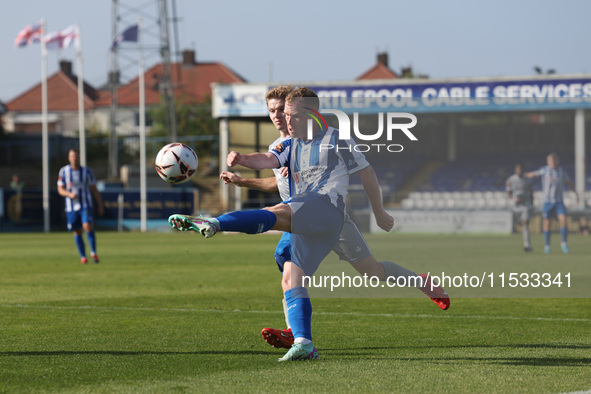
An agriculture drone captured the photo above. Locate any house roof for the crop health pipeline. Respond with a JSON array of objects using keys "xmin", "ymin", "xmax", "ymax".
[
  {"xmin": 6, "ymin": 53, "xmax": 246, "ymax": 112},
  {"xmin": 6, "ymin": 69, "xmax": 99, "ymax": 112},
  {"xmin": 356, "ymin": 62, "xmax": 398, "ymax": 80},
  {"xmin": 95, "ymin": 60, "xmax": 246, "ymax": 107}
]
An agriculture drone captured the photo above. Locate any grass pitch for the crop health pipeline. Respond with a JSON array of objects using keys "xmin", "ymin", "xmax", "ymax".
[{"xmin": 0, "ymin": 231, "xmax": 590, "ymax": 392}]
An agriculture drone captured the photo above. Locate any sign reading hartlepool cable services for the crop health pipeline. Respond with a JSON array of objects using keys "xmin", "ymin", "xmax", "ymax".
[{"xmin": 212, "ymin": 76, "xmax": 591, "ymax": 118}]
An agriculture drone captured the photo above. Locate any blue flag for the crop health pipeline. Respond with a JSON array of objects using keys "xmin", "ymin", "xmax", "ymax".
[{"xmin": 110, "ymin": 24, "xmax": 138, "ymax": 51}]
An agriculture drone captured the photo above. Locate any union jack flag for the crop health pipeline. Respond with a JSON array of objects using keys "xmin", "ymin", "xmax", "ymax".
[{"xmin": 15, "ymin": 22, "xmax": 43, "ymax": 48}]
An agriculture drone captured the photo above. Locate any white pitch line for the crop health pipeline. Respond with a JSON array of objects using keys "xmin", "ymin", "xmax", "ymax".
[{"xmin": 2, "ymin": 304, "xmax": 591, "ymax": 323}]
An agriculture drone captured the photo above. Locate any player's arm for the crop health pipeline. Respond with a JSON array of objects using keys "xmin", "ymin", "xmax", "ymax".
[
  {"xmin": 90, "ymin": 184, "xmax": 104, "ymax": 216},
  {"xmin": 227, "ymin": 151, "xmax": 280, "ymax": 170},
  {"xmin": 524, "ymin": 170, "xmax": 541, "ymax": 178},
  {"xmin": 57, "ymin": 170, "xmax": 76, "ymax": 199},
  {"xmin": 220, "ymin": 171, "xmax": 279, "ymax": 193},
  {"xmin": 57, "ymin": 181, "xmax": 77, "ymax": 199},
  {"xmin": 57, "ymin": 184, "xmax": 71, "ymax": 198},
  {"xmin": 358, "ymin": 165, "xmax": 394, "ymax": 232}
]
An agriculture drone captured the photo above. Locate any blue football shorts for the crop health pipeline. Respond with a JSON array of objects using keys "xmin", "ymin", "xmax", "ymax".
[
  {"xmin": 286, "ymin": 193, "xmax": 344, "ymax": 276},
  {"xmin": 542, "ymin": 202, "xmax": 566, "ymax": 219},
  {"xmin": 66, "ymin": 208, "xmax": 93, "ymax": 231}
]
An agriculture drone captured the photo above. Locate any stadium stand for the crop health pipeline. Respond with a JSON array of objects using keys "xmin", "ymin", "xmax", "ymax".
[{"xmin": 399, "ymin": 152, "xmax": 590, "ymax": 211}]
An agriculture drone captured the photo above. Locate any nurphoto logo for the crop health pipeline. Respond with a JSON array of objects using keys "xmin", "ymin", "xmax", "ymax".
[{"xmin": 305, "ymin": 107, "xmax": 418, "ymax": 153}]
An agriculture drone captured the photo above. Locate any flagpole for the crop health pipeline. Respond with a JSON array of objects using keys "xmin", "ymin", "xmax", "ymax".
[
  {"xmin": 76, "ymin": 23, "xmax": 86, "ymax": 166},
  {"xmin": 138, "ymin": 17, "xmax": 147, "ymax": 232},
  {"xmin": 41, "ymin": 18, "xmax": 50, "ymax": 233}
]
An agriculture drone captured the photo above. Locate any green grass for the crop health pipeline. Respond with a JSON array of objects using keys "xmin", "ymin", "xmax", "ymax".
[{"xmin": 0, "ymin": 231, "xmax": 590, "ymax": 393}]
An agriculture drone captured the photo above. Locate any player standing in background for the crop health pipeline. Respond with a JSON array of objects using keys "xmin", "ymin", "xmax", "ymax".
[
  {"xmin": 525, "ymin": 153, "xmax": 578, "ymax": 254},
  {"xmin": 57, "ymin": 149, "xmax": 104, "ymax": 264},
  {"xmin": 220, "ymin": 85, "xmax": 449, "ymax": 350},
  {"xmin": 506, "ymin": 164, "xmax": 534, "ymax": 252}
]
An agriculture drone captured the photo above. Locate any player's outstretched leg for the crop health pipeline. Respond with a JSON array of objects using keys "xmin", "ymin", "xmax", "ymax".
[
  {"xmin": 261, "ymin": 327, "xmax": 294, "ymax": 349},
  {"xmin": 168, "ymin": 214, "xmax": 220, "ymax": 237},
  {"xmin": 169, "ymin": 210, "xmax": 277, "ymax": 238},
  {"xmin": 418, "ymin": 274, "xmax": 450, "ymax": 310}
]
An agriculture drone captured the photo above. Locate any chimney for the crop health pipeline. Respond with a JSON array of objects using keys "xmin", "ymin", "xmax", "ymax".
[
  {"xmin": 377, "ymin": 52, "xmax": 388, "ymax": 68},
  {"xmin": 182, "ymin": 49, "xmax": 196, "ymax": 66},
  {"xmin": 59, "ymin": 60, "xmax": 72, "ymax": 75}
]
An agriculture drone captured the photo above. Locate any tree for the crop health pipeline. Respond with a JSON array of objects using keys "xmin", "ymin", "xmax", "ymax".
[{"xmin": 149, "ymin": 94, "xmax": 217, "ymax": 151}]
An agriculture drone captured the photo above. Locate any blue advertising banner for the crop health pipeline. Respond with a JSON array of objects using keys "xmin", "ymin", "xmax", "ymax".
[
  {"xmin": 212, "ymin": 76, "xmax": 591, "ymax": 117},
  {"xmin": 0, "ymin": 189, "xmax": 194, "ymax": 232}
]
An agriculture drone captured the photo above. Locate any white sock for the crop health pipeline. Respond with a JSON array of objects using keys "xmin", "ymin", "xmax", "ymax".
[
  {"xmin": 282, "ymin": 297, "xmax": 290, "ymax": 329},
  {"xmin": 294, "ymin": 337, "xmax": 312, "ymax": 345},
  {"xmin": 523, "ymin": 224, "xmax": 531, "ymax": 247}
]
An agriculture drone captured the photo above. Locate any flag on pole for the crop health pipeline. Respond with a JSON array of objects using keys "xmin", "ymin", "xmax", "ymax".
[
  {"xmin": 15, "ymin": 22, "xmax": 43, "ymax": 48},
  {"xmin": 110, "ymin": 24, "xmax": 138, "ymax": 51},
  {"xmin": 45, "ymin": 24, "xmax": 79, "ymax": 50}
]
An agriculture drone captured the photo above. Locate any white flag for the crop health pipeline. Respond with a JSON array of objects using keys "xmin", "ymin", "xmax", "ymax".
[{"xmin": 45, "ymin": 24, "xmax": 79, "ymax": 50}]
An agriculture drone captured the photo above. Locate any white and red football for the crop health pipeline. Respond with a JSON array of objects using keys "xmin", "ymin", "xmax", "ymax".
[{"xmin": 155, "ymin": 143, "xmax": 198, "ymax": 184}]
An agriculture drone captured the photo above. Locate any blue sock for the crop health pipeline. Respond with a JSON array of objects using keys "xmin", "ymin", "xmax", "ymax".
[
  {"xmin": 543, "ymin": 231, "xmax": 550, "ymax": 246},
  {"xmin": 74, "ymin": 234, "xmax": 86, "ymax": 258},
  {"xmin": 560, "ymin": 227, "xmax": 567, "ymax": 243},
  {"xmin": 285, "ymin": 287, "xmax": 312, "ymax": 341},
  {"xmin": 86, "ymin": 230, "xmax": 97, "ymax": 254},
  {"xmin": 216, "ymin": 210, "xmax": 276, "ymax": 234}
]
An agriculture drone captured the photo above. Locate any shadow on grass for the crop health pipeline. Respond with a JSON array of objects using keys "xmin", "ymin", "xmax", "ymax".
[
  {"xmin": 3, "ymin": 344, "xmax": 589, "ymax": 367},
  {"xmin": 322, "ymin": 343, "xmax": 591, "ymax": 351},
  {"xmin": 385, "ymin": 357, "xmax": 591, "ymax": 367},
  {"xmin": 320, "ymin": 343, "xmax": 591, "ymax": 366},
  {"xmin": 0, "ymin": 350, "xmax": 273, "ymax": 357}
]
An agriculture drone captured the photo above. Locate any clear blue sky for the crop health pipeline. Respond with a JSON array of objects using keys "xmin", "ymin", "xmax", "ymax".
[{"xmin": 1, "ymin": 0, "xmax": 590, "ymax": 102}]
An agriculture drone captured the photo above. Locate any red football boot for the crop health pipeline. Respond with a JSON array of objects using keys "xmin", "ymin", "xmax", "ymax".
[
  {"xmin": 261, "ymin": 327, "xmax": 294, "ymax": 349},
  {"xmin": 419, "ymin": 273, "xmax": 450, "ymax": 310}
]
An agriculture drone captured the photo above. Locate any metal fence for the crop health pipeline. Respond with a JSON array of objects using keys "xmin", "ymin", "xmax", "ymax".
[{"xmin": 0, "ymin": 134, "xmax": 218, "ymax": 168}]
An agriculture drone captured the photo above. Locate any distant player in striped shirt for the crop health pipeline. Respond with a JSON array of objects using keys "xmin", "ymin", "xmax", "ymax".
[
  {"xmin": 57, "ymin": 149, "xmax": 104, "ymax": 264},
  {"xmin": 506, "ymin": 164, "xmax": 534, "ymax": 252},
  {"xmin": 525, "ymin": 153, "xmax": 578, "ymax": 254}
]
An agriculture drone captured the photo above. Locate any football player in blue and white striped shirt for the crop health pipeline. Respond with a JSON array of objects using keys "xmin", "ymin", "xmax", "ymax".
[
  {"xmin": 525, "ymin": 153, "xmax": 578, "ymax": 254},
  {"xmin": 171, "ymin": 88, "xmax": 366, "ymax": 361},
  {"xmin": 219, "ymin": 85, "xmax": 448, "ymax": 354},
  {"xmin": 170, "ymin": 88, "xmax": 415, "ymax": 361},
  {"xmin": 57, "ymin": 149, "xmax": 104, "ymax": 264}
]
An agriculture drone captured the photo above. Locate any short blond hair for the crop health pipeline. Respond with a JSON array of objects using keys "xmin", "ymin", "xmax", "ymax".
[
  {"xmin": 265, "ymin": 85, "xmax": 293, "ymax": 103},
  {"xmin": 286, "ymin": 87, "xmax": 319, "ymax": 110}
]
